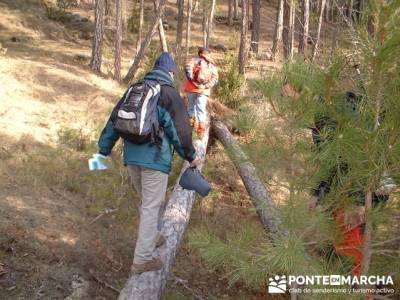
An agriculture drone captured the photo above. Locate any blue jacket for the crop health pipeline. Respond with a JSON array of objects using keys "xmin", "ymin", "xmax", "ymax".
[{"xmin": 98, "ymin": 69, "xmax": 196, "ymax": 173}]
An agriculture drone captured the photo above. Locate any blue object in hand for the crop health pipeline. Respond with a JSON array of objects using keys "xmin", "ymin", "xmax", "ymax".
[
  {"xmin": 88, "ymin": 153, "xmax": 108, "ymax": 171},
  {"xmin": 179, "ymin": 167, "xmax": 211, "ymax": 197}
]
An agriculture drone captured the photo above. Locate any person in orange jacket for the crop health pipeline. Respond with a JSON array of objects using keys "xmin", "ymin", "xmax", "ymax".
[{"xmin": 183, "ymin": 47, "xmax": 218, "ymax": 138}]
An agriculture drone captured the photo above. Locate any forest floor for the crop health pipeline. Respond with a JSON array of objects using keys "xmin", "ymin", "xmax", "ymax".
[{"xmin": 0, "ymin": 0, "xmax": 285, "ymax": 299}]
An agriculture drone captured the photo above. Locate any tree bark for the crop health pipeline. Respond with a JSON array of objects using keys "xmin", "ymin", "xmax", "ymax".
[
  {"xmin": 193, "ymin": 0, "xmax": 199, "ymax": 11},
  {"xmin": 361, "ymin": 191, "xmax": 373, "ymax": 277},
  {"xmin": 202, "ymin": 3, "xmax": 208, "ymax": 47},
  {"xmin": 348, "ymin": 0, "xmax": 354, "ymax": 23},
  {"xmin": 238, "ymin": 0, "xmax": 248, "ymax": 74},
  {"xmin": 154, "ymin": 0, "xmax": 168, "ymax": 52},
  {"xmin": 298, "ymin": 0, "xmax": 309, "ymax": 55},
  {"xmin": 206, "ymin": 0, "xmax": 216, "ymax": 48},
  {"xmin": 158, "ymin": 18, "xmax": 168, "ymax": 52},
  {"xmin": 212, "ymin": 120, "xmax": 282, "ymax": 234},
  {"xmin": 90, "ymin": 0, "xmax": 105, "ymax": 72},
  {"xmin": 324, "ymin": 0, "xmax": 330, "ymax": 22},
  {"xmin": 114, "ymin": 0, "xmax": 123, "ymax": 82},
  {"xmin": 250, "ymin": 0, "xmax": 261, "ymax": 53},
  {"xmin": 185, "ymin": 0, "xmax": 193, "ymax": 62},
  {"xmin": 104, "ymin": 0, "xmax": 110, "ymax": 24},
  {"xmin": 233, "ymin": 0, "xmax": 239, "ymax": 20},
  {"xmin": 202, "ymin": 0, "xmax": 216, "ymax": 48},
  {"xmin": 176, "ymin": 0, "xmax": 185, "ymax": 56},
  {"xmin": 283, "ymin": 0, "xmax": 295, "ymax": 60},
  {"xmin": 118, "ymin": 125, "xmax": 210, "ymax": 300},
  {"xmin": 311, "ymin": 0, "xmax": 326, "ymax": 61},
  {"xmin": 123, "ymin": 0, "xmax": 166, "ymax": 84},
  {"xmin": 271, "ymin": 0, "xmax": 284, "ymax": 61},
  {"xmin": 136, "ymin": 0, "xmax": 144, "ymax": 55},
  {"xmin": 228, "ymin": 0, "xmax": 233, "ymax": 25}
]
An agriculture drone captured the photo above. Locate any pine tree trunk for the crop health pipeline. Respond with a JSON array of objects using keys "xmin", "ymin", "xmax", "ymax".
[
  {"xmin": 114, "ymin": 0, "xmax": 123, "ymax": 82},
  {"xmin": 348, "ymin": 0, "xmax": 354, "ymax": 22},
  {"xmin": 290, "ymin": 0, "xmax": 295, "ymax": 55},
  {"xmin": 298, "ymin": 0, "xmax": 309, "ymax": 54},
  {"xmin": 311, "ymin": 0, "xmax": 326, "ymax": 61},
  {"xmin": 175, "ymin": 0, "xmax": 185, "ymax": 56},
  {"xmin": 283, "ymin": 0, "xmax": 294, "ymax": 60},
  {"xmin": 361, "ymin": 191, "xmax": 373, "ymax": 277},
  {"xmin": 104, "ymin": 0, "xmax": 110, "ymax": 16},
  {"xmin": 361, "ymin": 44, "xmax": 383, "ymax": 278},
  {"xmin": 202, "ymin": 3, "xmax": 208, "ymax": 47},
  {"xmin": 271, "ymin": 0, "xmax": 284, "ymax": 61},
  {"xmin": 238, "ymin": 0, "xmax": 248, "ymax": 74},
  {"xmin": 136, "ymin": 0, "xmax": 144, "ymax": 54},
  {"xmin": 324, "ymin": 0, "xmax": 330, "ymax": 22},
  {"xmin": 185, "ymin": 0, "xmax": 193, "ymax": 62},
  {"xmin": 250, "ymin": 0, "xmax": 260, "ymax": 53},
  {"xmin": 246, "ymin": 0, "xmax": 250, "ymax": 29},
  {"xmin": 104, "ymin": 0, "xmax": 110, "ymax": 24},
  {"xmin": 90, "ymin": 0, "xmax": 105, "ymax": 72},
  {"xmin": 228, "ymin": 0, "xmax": 233, "ymax": 25},
  {"xmin": 203, "ymin": 0, "xmax": 216, "ymax": 48},
  {"xmin": 212, "ymin": 120, "xmax": 282, "ymax": 234},
  {"xmin": 118, "ymin": 125, "xmax": 210, "ymax": 300},
  {"xmin": 155, "ymin": 0, "xmax": 168, "ymax": 52},
  {"xmin": 233, "ymin": 0, "xmax": 239, "ymax": 20},
  {"xmin": 123, "ymin": 0, "xmax": 166, "ymax": 83},
  {"xmin": 205, "ymin": 0, "xmax": 216, "ymax": 48}
]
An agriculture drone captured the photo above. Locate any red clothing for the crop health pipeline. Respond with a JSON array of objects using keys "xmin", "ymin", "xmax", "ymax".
[
  {"xmin": 333, "ymin": 209, "xmax": 364, "ymax": 276},
  {"xmin": 183, "ymin": 55, "xmax": 218, "ymax": 96}
]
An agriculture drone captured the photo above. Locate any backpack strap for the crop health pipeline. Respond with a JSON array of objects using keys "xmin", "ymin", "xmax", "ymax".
[{"xmin": 144, "ymin": 80, "xmax": 165, "ymax": 161}]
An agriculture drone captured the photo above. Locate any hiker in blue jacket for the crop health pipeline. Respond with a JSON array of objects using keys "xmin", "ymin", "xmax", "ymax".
[{"xmin": 97, "ymin": 52, "xmax": 200, "ymax": 274}]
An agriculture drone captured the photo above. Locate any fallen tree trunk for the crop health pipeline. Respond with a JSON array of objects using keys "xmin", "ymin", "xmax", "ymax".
[
  {"xmin": 118, "ymin": 125, "xmax": 210, "ymax": 300},
  {"xmin": 212, "ymin": 119, "xmax": 282, "ymax": 234}
]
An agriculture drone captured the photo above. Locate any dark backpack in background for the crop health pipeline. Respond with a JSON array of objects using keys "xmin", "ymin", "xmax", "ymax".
[{"xmin": 111, "ymin": 80, "xmax": 164, "ymax": 148}]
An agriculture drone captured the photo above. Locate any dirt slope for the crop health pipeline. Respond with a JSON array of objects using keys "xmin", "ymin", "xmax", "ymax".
[{"xmin": 0, "ymin": 0, "xmax": 277, "ymax": 299}]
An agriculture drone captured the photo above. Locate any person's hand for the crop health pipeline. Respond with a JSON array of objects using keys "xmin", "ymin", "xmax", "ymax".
[
  {"xmin": 185, "ymin": 70, "xmax": 193, "ymax": 81},
  {"xmin": 190, "ymin": 157, "xmax": 201, "ymax": 168},
  {"xmin": 192, "ymin": 81, "xmax": 203, "ymax": 88},
  {"xmin": 308, "ymin": 196, "xmax": 319, "ymax": 210}
]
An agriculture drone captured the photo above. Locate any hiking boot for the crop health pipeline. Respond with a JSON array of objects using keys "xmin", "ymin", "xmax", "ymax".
[
  {"xmin": 196, "ymin": 122, "xmax": 206, "ymax": 139},
  {"xmin": 131, "ymin": 258, "xmax": 163, "ymax": 274},
  {"xmin": 156, "ymin": 235, "xmax": 166, "ymax": 248}
]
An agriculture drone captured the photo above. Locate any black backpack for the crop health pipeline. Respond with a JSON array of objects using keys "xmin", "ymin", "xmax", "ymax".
[{"xmin": 111, "ymin": 80, "xmax": 164, "ymax": 147}]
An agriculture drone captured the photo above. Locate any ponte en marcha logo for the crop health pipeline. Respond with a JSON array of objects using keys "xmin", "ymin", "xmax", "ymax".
[{"xmin": 268, "ymin": 274, "xmax": 395, "ymax": 295}]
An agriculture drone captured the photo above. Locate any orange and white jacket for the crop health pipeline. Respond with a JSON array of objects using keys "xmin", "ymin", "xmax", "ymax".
[{"xmin": 183, "ymin": 55, "xmax": 218, "ymax": 96}]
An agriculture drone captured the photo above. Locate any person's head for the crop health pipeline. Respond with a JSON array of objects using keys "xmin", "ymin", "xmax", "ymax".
[
  {"xmin": 198, "ymin": 47, "xmax": 211, "ymax": 58},
  {"xmin": 154, "ymin": 52, "xmax": 177, "ymax": 78}
]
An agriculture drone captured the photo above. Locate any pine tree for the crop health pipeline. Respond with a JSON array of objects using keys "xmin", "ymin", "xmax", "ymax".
[
  {"xmin": 123, "ymin": 0, "xmax": 166, "ymax": 83},
  {"xmin": 136, "ymin": 0, "xmax": 144, "ymax": 55},
  {"xmin": 185, "ymin": 0, "xmax": 193, "ymax": 62},
  {"xmin": 190, "ymin": 0, "xmax": 400, "ymax": 295},
  {"xmin": 298, "ymin": 0, "xmax": 309, "ymax": 55},
  {"xmin": 176, "ymin": 0, "xmax": 185, "ymax": 56},
  {"xmin": 271, "ymin": 0, "xmax": 284, "ymax": 61},
  {"xmin": 238, "ymin": 0, "xmax": 248, "ymax": 74},
  {"xmin": 282, "ymin": 0, "xmax": 295, "ymax": 60},
  {"xmin": 114, "ymin": 0, "xmax": 123, "ymax": 82},
  {"xmin": 311, "ymin": 0, "xmax": 326, "ymax": 61},
  {"xmin": 90, "ymin": 0, "xmax": 105, "ymax": 72},
  {"xmin": 250, "ymin": 0, "xmax": 261, "ymax": 53}
]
